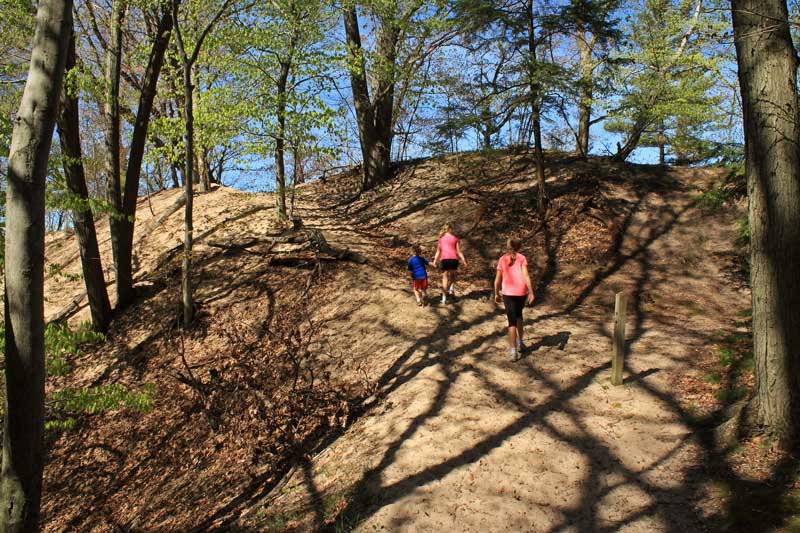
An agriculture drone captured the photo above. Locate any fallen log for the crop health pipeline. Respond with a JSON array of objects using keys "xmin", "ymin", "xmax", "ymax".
[{"xmin": 48, "ymin": 292, "xmax": 88, "ymax": 326}]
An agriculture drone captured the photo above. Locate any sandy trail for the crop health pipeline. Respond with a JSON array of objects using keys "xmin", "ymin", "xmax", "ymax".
[{"xmin": 259, "ymin": 162, "xmax": 745, "ymax": 532}]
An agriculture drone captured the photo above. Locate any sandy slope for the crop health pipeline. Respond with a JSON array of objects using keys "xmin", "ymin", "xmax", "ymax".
[
  {"xmin": 42, "ymin": 185, "xmax": 280, "ymax": 325},
  {"xmin": 37, "ymin": 151, "xmax": 748, "ymax": 531},
  {"xmin": 244, "ymin": 153, "xmax": 747, "ymax": 532}
]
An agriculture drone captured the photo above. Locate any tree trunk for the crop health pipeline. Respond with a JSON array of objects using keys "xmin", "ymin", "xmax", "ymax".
[
  {"xmin": 481, "ymin": 111, "xmax": 492, "ymax": 149},
  {"xmin": 731, "ymin": 0, "xmax": 800, "ymax": 448},
  {"xmin": 171, "ymin": 164, "xmax": 181, "ymax": 188},
  {"xmin": 195, "ymin": 146, "xmax": 210, "ymax": 192},
  {"xmin": 171, "ymin": 0, "xmax": 231, "ymax": 325},
  {"xmin": 275, "ymin": 58, "xmax": 290, "ymax": 220},
  {"xmin": 527, "ymin": 0, "xmax": 547, "ymax": 214},
  {"xmin": 343, "ymin": 5, "xmax": 396, "ymax": 191},
  {"xmin": 180, "ymin": 62, "xmax": 194, "ymax": 325},
  {"xmin": 1, "ymin": 0, "xmax": 72, "ymax": 530},
  {"xmin": 372, "ymin": 11, "xmax": 397, "ymax": 184},
  {"xmin": 575, "ymin": 29, "xmax": 593, "ymax": 158},
  {"xmin": 105, "ymin": 0, "xmax": 126, "ymax": 309},
  {"xmin": 112, "ymin": 5, "xmax": 173, "ymax": 311},
  {"xmin": 56, "ymin": 29, "xmax": 112, "ymax": 333},
  {"xmin": 612, "ymin": 117, "xmax": 647, "ymax": 161}
]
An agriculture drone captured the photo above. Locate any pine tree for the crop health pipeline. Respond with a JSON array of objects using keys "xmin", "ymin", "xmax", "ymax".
[{"xmin": 605, "ymin": 0, "xmax": 723, "ymax": 162}]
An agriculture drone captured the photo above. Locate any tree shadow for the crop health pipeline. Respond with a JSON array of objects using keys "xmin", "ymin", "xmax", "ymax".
[
  {"xmin": 527, "ymin": 330, "xmax": 571, "ymax": 353},
  {"xmin": 294, "ymin": 161, "xmax": 768, "ymax": 532}
]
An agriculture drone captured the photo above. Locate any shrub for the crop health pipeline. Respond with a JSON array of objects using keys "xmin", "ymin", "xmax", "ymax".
[{"xmin": 0, "ymin": 322, "xmax": 155, "ymax": 432}]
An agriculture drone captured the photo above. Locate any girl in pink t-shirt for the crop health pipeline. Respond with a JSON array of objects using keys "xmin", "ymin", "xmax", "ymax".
[
  {"xmin": 433, "ymin": 222, "xmax": 468, "ymax": 304},
  {"xmin": 494, "ymin": 238, "xmax": 534, "ymax": 361}
]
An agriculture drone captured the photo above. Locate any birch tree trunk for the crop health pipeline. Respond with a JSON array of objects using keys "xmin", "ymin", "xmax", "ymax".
[{"xmin": 1, "ymin": 0, "xmax": 72, "ymax": 529}]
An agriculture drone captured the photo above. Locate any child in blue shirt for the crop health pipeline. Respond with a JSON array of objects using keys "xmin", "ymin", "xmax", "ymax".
[{"xmin": 407, "ymin": 244, "xmax": 430, "ymax": 306}]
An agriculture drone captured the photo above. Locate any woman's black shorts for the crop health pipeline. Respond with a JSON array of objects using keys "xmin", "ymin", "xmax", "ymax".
[
  {"xmin": 440, "ymin": 259, "xmax": 459, "ymax": 271},
  {"xmin": 502, "ymin": 295, "xmax": 526, "ymax": 327}
]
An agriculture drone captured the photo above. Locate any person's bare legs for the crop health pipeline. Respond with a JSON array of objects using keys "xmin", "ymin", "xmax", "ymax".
[
  {"xmin": 441, "ymin": 271, "xmax": 450, "ymax": 303},
  {"xmin": 507, "ymin": 326, "xmax": 518, "ymax": 349},
  {"xmin": 448, "ymin": 270, "xmax": 457, "ymax": 295},
  {"xmin": 413, "ymin": 287, "xmax": 422, "ymax": 304},
  {"xmin": 508, "ymin": 325, "xmax": 519, "ymax": 360}
]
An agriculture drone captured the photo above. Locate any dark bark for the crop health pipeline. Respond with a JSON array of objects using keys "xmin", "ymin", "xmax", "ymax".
[
  {"xmin": 1, "ymin": 0, "xmax": 73, "ymax": 529},
  {"xmin": 172, "ymin": 0, "xmax": 232, "ymax": 325},
  {"xmin": 575, "ymin": 28, "xmax": 594, "ymax": 157},
  {"xmin": 172, "ymin": 1, "xmax": 194, "ymax": 326},
  {"xmin": 105, "ymin": 0, "xmax": 126, "ymax": 308},
  {"xmin": 181, "ymin": 64, "xmax": 194, "ymax": 326},
  {"xmin": 612, "ymin": 117, "xmax": 647, "ymax": 161},
  {"xmin": 275, "ymin": 56, "xmax": 291, "ymax": 219},
  {"xmin": 112, "ymin": 5, "xmax": 173, "ymax": 310},
  {"xmin": 731, "ymin": 0, "xmax": 800, "ymax": 448},
  {"xmin": 343, "ymin": 5, "xmax": 396, "ymax": 191},
  {"xmin": 56, "ymin": 29, "xmax": 112, "ymax": 333},
  {"xmin": 526, "ymin": 0, "xmax": 547, "ymax": 214}
]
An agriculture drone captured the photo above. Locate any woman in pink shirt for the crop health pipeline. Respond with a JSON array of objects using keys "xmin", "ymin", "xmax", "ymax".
[
  {"xmin": 433, "ymin": 222, "xmax": 468, "ymax": 304},
  {"xmin": 494, "ymin": 238, "xmax": 534, "ymax": 361}
]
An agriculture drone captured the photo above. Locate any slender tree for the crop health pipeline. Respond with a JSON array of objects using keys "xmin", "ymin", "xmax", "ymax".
[
  {"xmin": 172, "ymin": 0, "xmax": 234, "ymax": 325},
  {"xmin": 114, "ymin": 3, "xmax": 174, "ymax": 309},
  {"xmin": 730, "ymin": 0, "xmax": 800, "ymax": 448},
  {"xmin": 105, "ymin": 0, "xmax": 126, "ymax": 306},
  {"xmin": 99, "ymin": 1, "xmax": 174, "ymax": 311},
  {"xmin": 524, "ymin": 0, "xmax": 547, "ymax": 213},
  {"xmin": 56, "ymin": 28, "xmax": 113, "ymax": 333},
  {"xmin": 1, "ymin": 0, "xmax": 72, "ymax": 529}
]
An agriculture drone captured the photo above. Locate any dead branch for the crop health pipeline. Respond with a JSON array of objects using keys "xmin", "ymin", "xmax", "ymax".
[{"xmin": 48, "ymin": 292, "xmax": 88, "ymax": 326}]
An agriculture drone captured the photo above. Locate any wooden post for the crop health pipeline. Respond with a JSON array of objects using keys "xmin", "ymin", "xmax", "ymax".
[{"xmin": 611, "ymin": 292, "xmax": 627, "ymax": 386}]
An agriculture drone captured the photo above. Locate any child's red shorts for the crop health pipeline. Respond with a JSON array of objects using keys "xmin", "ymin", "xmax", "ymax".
[{"xmin": 412, "ymin": 278, "xmax": 428, "ymax": 291}]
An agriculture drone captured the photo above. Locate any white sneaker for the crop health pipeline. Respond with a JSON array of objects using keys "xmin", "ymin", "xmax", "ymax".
[
  {"xmin": 510, "ymin": 348, "xmax": 518, "ymax": 361},
  {"xmin": 449, "ymin": 284, "xmax": 455, "ymax": 295},
  {"xmin": 517, "ymin": 340, "xmax": 526, "ymax": 353},
  {"xmin": 441, "ymin": 294, "xmax": 447, "ymax": 304}
]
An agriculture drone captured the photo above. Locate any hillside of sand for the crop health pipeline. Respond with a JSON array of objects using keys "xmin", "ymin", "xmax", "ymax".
[{"xmin": 37, "ymin": 149, "xmax": 762, "ymax": 531}]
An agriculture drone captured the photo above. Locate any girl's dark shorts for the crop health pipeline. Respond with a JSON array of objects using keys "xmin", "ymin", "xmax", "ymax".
[
  {"xmin": 502, "ymin": 295, "xmax": 526, "ymax": 327},
  {"xmin": 440, "ymin": 259, "xmax": 459, "ymax": 271}
]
